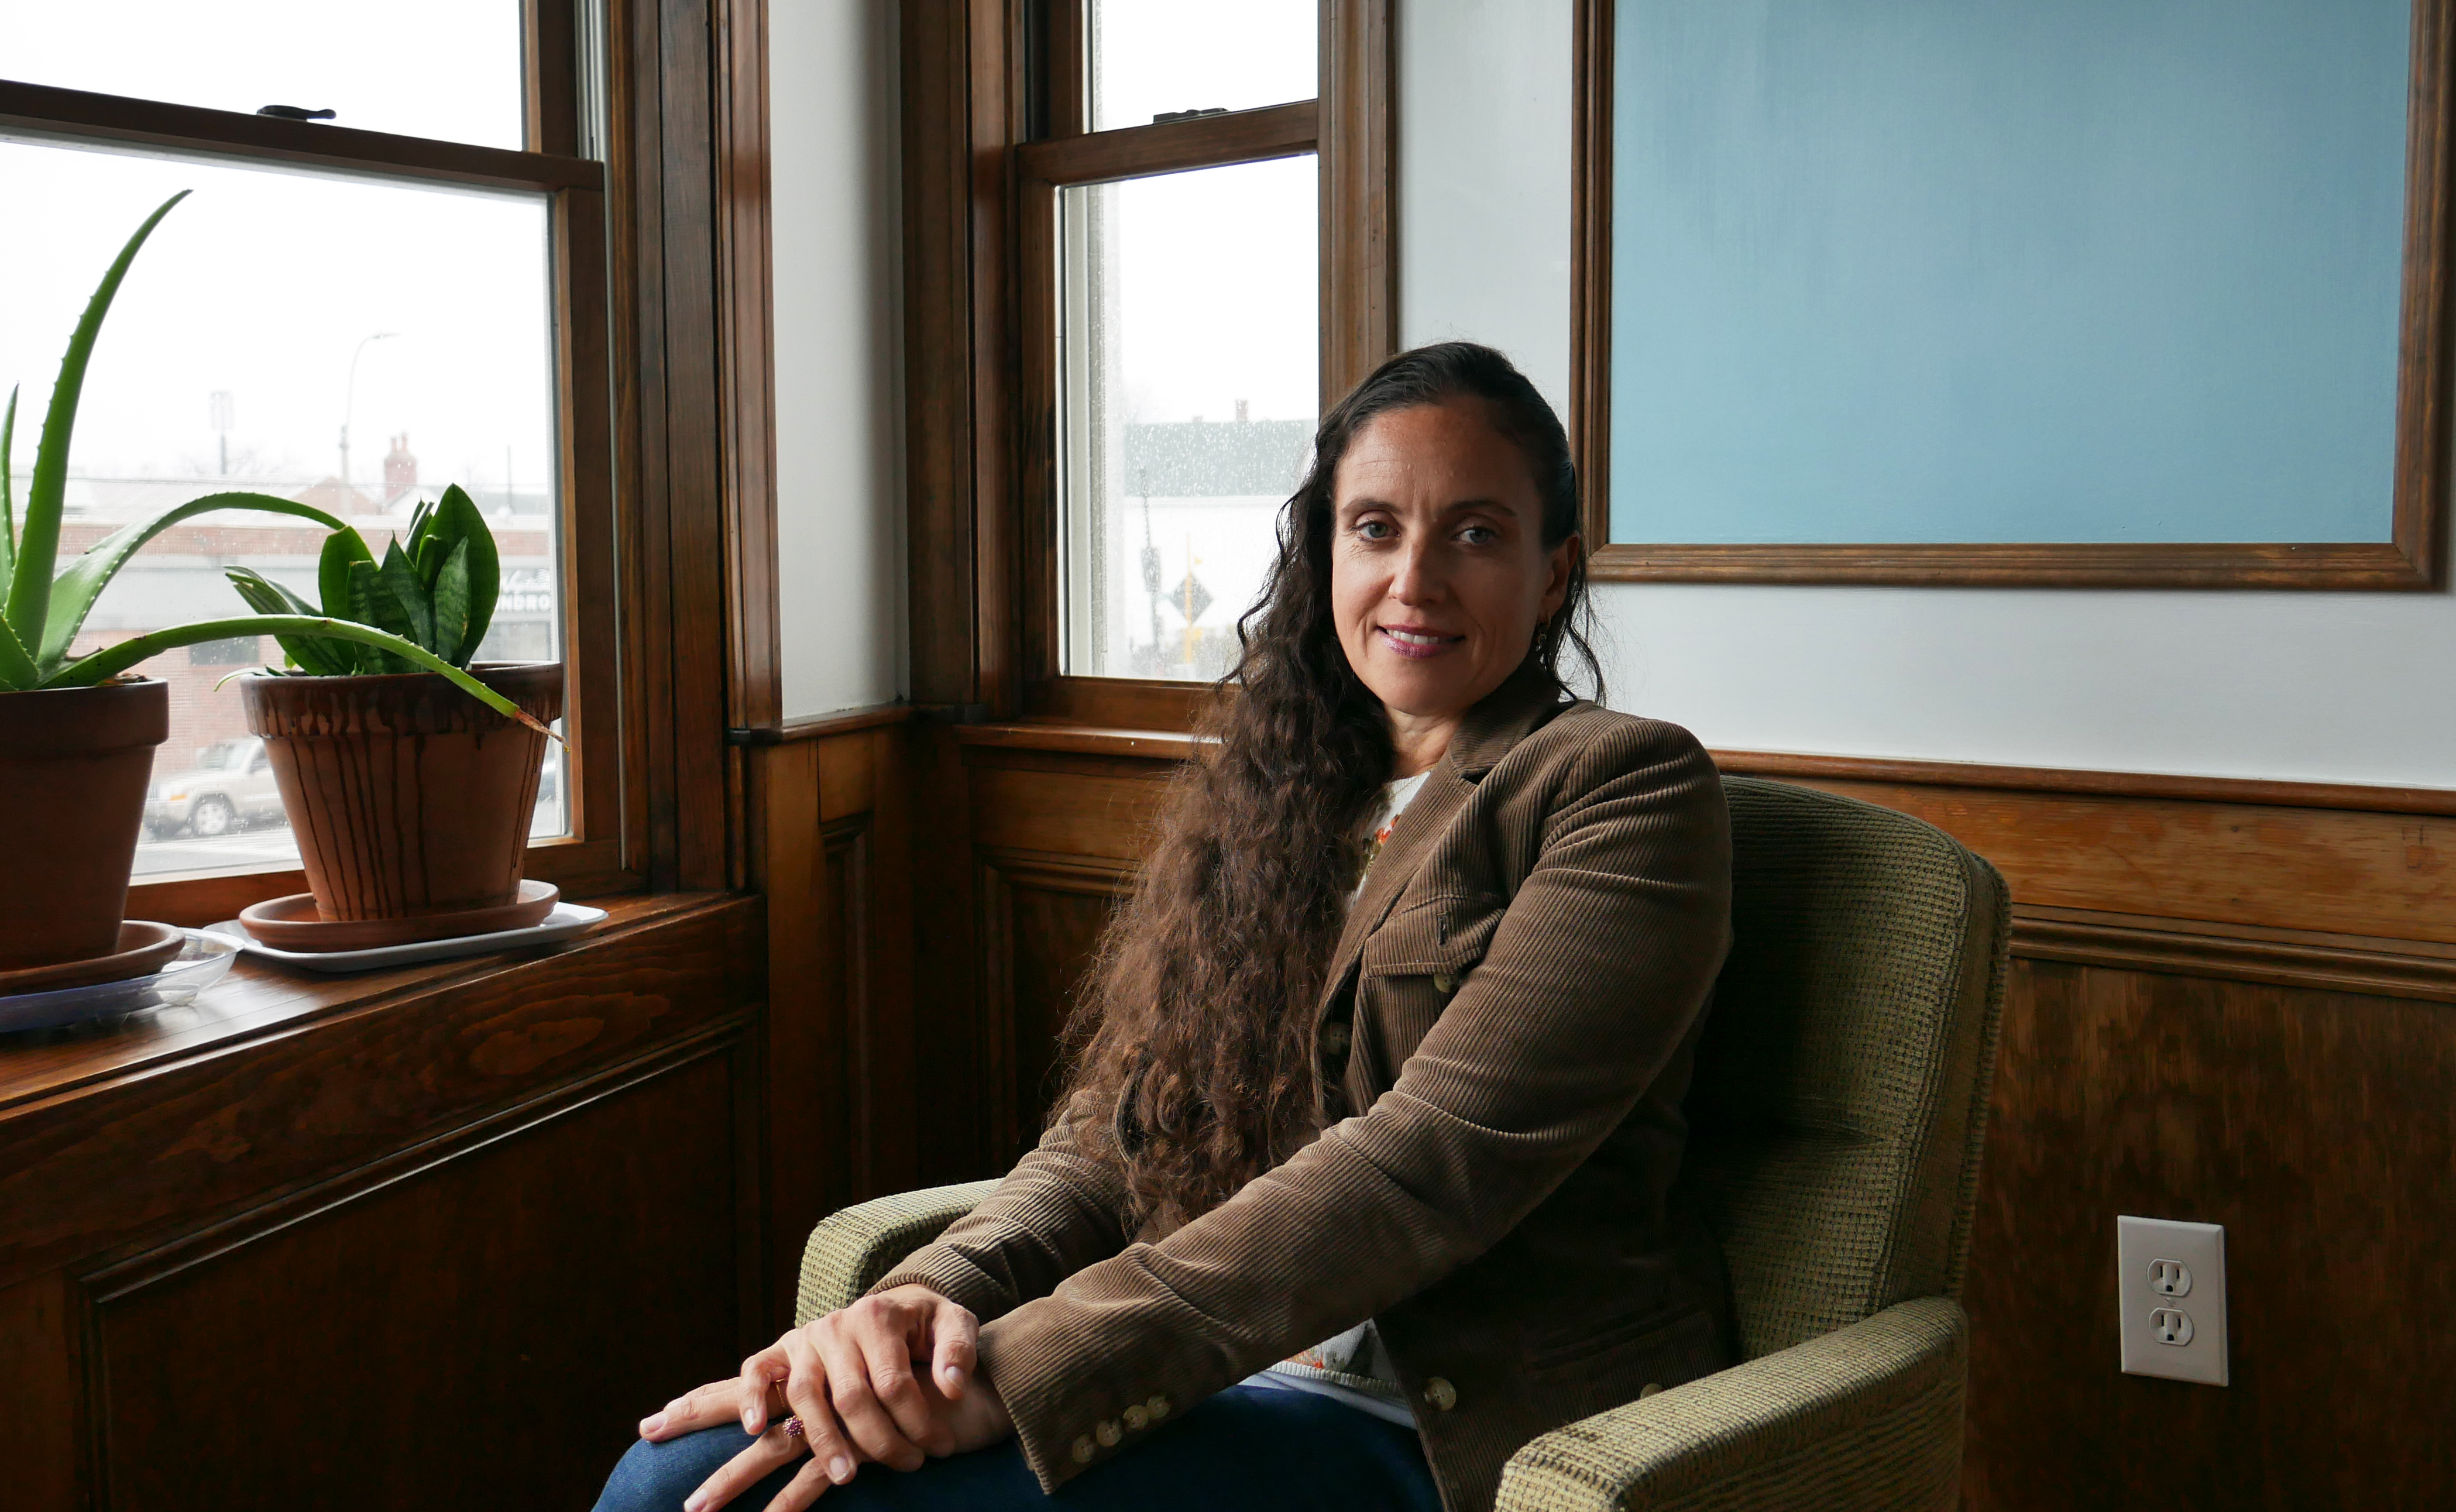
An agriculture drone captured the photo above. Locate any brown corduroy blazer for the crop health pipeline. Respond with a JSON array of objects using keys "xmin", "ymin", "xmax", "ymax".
[{"xmin": 877, "ymin": 669, "xmax": 1737, "ymax": 1511}]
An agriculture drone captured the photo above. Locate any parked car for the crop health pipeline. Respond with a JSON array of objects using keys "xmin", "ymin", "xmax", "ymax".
[{"xmin": 145, "ymin": 737, "xmax": 288, "ymax": 839}]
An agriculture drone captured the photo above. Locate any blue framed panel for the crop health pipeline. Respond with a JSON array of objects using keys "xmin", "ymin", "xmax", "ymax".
[{"xmin": 1572, "ymin": 0, "xmax": 2451, "ymax": 586}]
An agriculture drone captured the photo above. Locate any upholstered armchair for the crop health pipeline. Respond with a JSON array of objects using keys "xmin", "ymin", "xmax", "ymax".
[{"xmin": 796, "ymin": 776, "xmax": 2010, "ymax": 1511}]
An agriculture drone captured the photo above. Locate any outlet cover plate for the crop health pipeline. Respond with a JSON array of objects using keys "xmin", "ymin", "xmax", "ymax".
[{"xmin": 2117, "ymin": 1216, "xmax": 2228, "ymax": 1386}]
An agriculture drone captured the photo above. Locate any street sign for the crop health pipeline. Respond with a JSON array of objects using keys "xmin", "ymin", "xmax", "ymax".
[{"xmin": 1169, "ymin": 571, "xmax": 1212, "ymax": 623}]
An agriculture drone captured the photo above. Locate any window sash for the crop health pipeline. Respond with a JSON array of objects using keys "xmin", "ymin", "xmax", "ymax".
[
  {"xmin": 1010, "ymin": 0, "xmax": 1391, "ymax": 728},
  {"xmin": 1019, "ymin": 103, "xmax": 1322, "ymax": 724},
  {"xmin": 1, "ymin": 2, "xmax": 637, "ymax": 921}
]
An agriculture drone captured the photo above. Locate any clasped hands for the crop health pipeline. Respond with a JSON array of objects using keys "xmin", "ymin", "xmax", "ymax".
[{"xmin": 636, "ymin": 1284, "xmax": 1014, "ymax": 1511}]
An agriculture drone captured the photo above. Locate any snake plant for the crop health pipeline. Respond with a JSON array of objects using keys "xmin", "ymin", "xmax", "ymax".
[
  {"xmin": 226, "ymin": 482, "xmax": 503, "ymax": 675},
  {"xmin": 0, "ymin": 191, "xmax": 534, "ymax": 727}
]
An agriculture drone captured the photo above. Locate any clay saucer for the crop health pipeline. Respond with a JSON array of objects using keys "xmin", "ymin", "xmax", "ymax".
[
  {"xmin": 238, "ymin": 881, "xmax": 561, "ymax": 954},
  {"xmin": 0, "ymin": 921, "xmax": 187, "ymax": 996}
]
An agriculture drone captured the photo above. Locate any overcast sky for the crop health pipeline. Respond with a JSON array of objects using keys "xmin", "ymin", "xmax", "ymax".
[
  {"xmin": 1092, "ymin": 0, "xmax": 1319, "ymax": 426},
  {"xmin": 0, "ymin": 1, "xmax": 548, "ymax": 496}
]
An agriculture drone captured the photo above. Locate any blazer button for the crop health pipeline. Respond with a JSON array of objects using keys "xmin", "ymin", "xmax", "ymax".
[
  {"xmin": 1640, "ymin": 1382, "xmax": 1663, "ymax": 1399},
  {"xmin": 1124, "ymin": 1405, "xmax": 1149, "ymax": 1431},
  {"xmin": 1071, "ymin": 1435, "xmax": 1096, "ymax": 1463},
  {"xmin": 1431, "ymin": 972, "xmax": 1458, "ymax": 994},
  {"xmin": 1321, "ymin": 1022, "xmax": 1351, "ymax": 1056},
  {"xmin": 1096, "ymin": 1419, "xmax": 1122, "ymax": 1447},
  {"xmin": 1425, "ymin": 1376, "xmax": 1458, "ymax": 1411},
  {"xmin": 1147, "ymin": 1394, "xmax": 1172, "ymax": 1420}
]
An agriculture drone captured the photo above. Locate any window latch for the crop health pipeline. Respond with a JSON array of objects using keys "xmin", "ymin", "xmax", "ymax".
[
  {"xmin": 257, "ymin": 105, "xmax": 338, "ymax": 122},
  {"xmin": 1152, "ymin": 108, "xmax": 1227, "ymax": 125}
]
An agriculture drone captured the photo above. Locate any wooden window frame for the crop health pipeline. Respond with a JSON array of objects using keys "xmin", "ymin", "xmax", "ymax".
[
  {"xmin": 1015, "ymin": 99, "xmax": 1320, "ymax": 724},
  {"xmin": 0, "ymin": 1, "xmax": 655, "ymax": 923},
  {"xmin": 1569, "ymin": 0, "xmax": 2454, "ymax": 590},
  {"xmin": 898, "ymin": 0, "xmax": 1390, "ymax": 738}
]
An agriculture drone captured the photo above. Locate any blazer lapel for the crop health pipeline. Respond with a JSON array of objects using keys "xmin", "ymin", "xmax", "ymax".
[{"xmin": 1313, "ymin": 666, "xmax": 1569, "ymax": 1020}]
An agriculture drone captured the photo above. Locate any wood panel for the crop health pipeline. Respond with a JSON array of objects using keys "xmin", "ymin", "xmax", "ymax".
[
  {"xmin": 715, "ymin": 0, "xmax": 782, "ymax": 739},
  {"xmin": 1586, "ymin": 538, "xmax": 2440, "ymax": 590},
  {"xmin": 0, "ymin": 1272, "xmax": 77, "ymax": 1512},
  {"xmin": 758, "ymin": 726, "xmax": 1142, "ymax": 1190},
  {"xmin": 966, "ymin": 760, "xmax": 1170, "ymax": 862},
  {"xmin": 754, "ymin": 736, "xmax": 834, "ymax": 1311},
  {"xmin": 1021, "ymin": 674, "xmax": 1211, "ymax": 731},
  {"xmin": 0, "ymin": 895, "xmax": 760, "ymax": 1290},
  {"xmin": 1963, "ymin": 960, "xmax": 2456, "ymax": 1508},
  {"xmin": 2014, "ymin": 905, "xmax": 2456, "ymax": 1006},
  {"xmin": 1568, "ymin": 0, "xmax": 1616, "ymax": 559},
  {"xmin": 87, "ymin": 1044, "xmax": 755, "ymax": 1512},
  {"xmin": 1737, "ymin": 774, "xmax": 2456, "ymax": 947},
  {"xmin": 611, "ymin": 0, "xmax": 737, "ymax": 890},
  {"xmin": 911, "ymin": 723, "xmax": 989, "ymax": 1185},
  {"xmin": 0, "ymin": 894, "xmax": 764, "ymax": 1510},
  {"xmin": 898, "ymin": 0, "xmax": 984, "ymax": 706},
  {"xmin": 976, "ymin": 851, "xmax": 1131, "ymax": 1166},
  {"xmin": 750, "ymin": 720, "xmax": 925, "ymax": 1318},
  {"xmin": 897, "ymin": 0, "xmax": 1023, "ymax": 712},
  {"xmin": 1321, "ymin": 0, "xmax": 1397, "ymax": 400},
  {"xmin": 952, "ymin": 742, "xmax": 1165, "ymax": 1173}
]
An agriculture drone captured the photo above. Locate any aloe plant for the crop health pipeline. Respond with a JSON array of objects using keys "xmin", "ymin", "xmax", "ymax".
[
  {"xmin": 0, "ymin": 191, "xmax": 537, "ymax": 728},
  {"xmin": 228, "ymin": 481, "xmax": 507, "ymax": 675}
]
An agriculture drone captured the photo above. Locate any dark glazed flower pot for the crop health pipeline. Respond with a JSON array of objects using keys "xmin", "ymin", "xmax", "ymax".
[
  {"xmin": 0, "ymin": 678, "xmax": 169, "ymax": 971},
  {"xmin": 241, "ymin": 663, "xmax": 565, "ymax": 921}
]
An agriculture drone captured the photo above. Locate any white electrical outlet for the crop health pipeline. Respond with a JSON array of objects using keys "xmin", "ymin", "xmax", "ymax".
[{"xmin": 2117, "ymin": 1216, "xmax": 2228, "ymax": 1386}]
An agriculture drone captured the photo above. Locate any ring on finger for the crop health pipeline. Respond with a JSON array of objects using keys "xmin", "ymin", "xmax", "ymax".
[{"xmin": 784, "ymin": 1417, "xmax": 805, "ymax": 1440}]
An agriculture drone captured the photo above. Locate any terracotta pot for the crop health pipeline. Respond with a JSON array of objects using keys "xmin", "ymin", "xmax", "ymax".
[
  {"xmin": 0, "ymin": 678, "xmax": 169, "ymax": 971},
  {"xmin": 241, "ymin": 663, "xmax": 564, "ymax": 921}
]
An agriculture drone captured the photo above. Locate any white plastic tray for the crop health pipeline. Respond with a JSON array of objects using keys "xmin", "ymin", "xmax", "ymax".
[
  {"xmin": 205, "ymin": 902, "xmax": 610, "ymax": 974},
  {"xmin": 0, "ymin": 929, "xmax": 241, "ymax": 1034}
]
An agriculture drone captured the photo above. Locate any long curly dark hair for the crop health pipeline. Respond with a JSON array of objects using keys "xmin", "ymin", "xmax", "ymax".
[{"xmin": 1056, "ymin": 342, "xmax": 1603, "ymax": 1231}]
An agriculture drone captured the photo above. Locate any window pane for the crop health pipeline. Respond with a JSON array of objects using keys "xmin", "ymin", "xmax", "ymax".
[
  {"xmin": 1088, "ymin": 0, "xmax": 1317, "ymax": 132},
  {"xmin": 0, "ymin": 0, "xmax": 525, "ymax": 150},
  {"xmin": 1057, "ymin": 155, "xmax": 1317, "ymax": 681},
  {"xmin": 0, "ymin": 142, "xmax": 567, "ymax": 883}
]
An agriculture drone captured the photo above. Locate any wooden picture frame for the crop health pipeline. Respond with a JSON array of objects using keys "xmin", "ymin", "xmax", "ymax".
[{"xmin": 1570, "ymin": 0, "xmax": 2454, "ymax": 589}]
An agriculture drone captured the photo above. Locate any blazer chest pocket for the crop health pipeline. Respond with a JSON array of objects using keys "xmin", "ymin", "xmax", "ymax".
[
  {"xmin": 1359, "ymin": 896, "xmax": 1503, "ymax": 991},
  {"xmin": 1353, "ymin": 899, "xmax": 1504, "ymax": 1066}
]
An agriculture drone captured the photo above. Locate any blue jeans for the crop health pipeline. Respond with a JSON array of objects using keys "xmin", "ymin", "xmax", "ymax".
[{"xmin": 592, "ymin": 1383, "xmax": 1441, "ymax": 1511}]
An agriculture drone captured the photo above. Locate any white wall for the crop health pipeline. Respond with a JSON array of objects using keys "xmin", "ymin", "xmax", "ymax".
[
  {"xmin": 770, "ymin": 0, "xmax": 905, "ymax": 719},
  {"xmin": 1397, "ymin": 0, "xmax": 2456, "ymax": 787}
]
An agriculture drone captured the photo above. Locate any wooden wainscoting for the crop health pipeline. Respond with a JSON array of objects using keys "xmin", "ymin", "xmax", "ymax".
[
  {"xmin": 747, "ymin": 708, "xmax": 925, "ymax": 1314},
  {"xmin": 911, "ymin": 727, "xmax": 2454, "ymax": 1510},
  {"xmin": 1706, "ymin": 752, "xmax": 2456, "ymax": 1508},
  {"xmin": 0, "ymin": 894, "xmax": 767, "ymax": 1511},
  {"xmin": 962, "ymin": 733, "xmax": 1172, "ymax": 1168}
]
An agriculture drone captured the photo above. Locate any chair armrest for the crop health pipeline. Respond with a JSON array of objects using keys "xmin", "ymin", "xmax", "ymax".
[
  {"xmin": 1496, "ymin": 1295, "xmax": 1967, "ymax": 1512},
  {"xmin": 794, "ymin": 1180, "xmax": 1001, "ymax": 1325}
]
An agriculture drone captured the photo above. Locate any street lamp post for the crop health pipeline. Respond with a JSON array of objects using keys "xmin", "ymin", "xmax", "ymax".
[{"xmin": 338, "ymin": 331, "xmax": 397, "ymax": 498}]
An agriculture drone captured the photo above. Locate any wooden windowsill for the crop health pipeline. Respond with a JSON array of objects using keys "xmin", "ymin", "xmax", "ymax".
[
  {"xmin": 0, "ymin": 891, "xmax": 746, "ymax": 1119},
  {"xmin": 953, "ymin": 722, "xmax": 1210, "ymax": 761},
  {"xmin": 727, "ymin": 702, "xmax": 918, "ymax": 746}
]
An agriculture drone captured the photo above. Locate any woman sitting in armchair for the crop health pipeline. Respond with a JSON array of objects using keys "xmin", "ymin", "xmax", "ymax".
[{"xmin": 596, "ymin": 342, "xmax": 1736, "ymax": 1512}]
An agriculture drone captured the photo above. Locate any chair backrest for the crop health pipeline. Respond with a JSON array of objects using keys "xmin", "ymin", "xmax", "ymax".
[{"xmin": 1683, "ymin": 776, "xmax": 2010, "ymax": 1362}]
